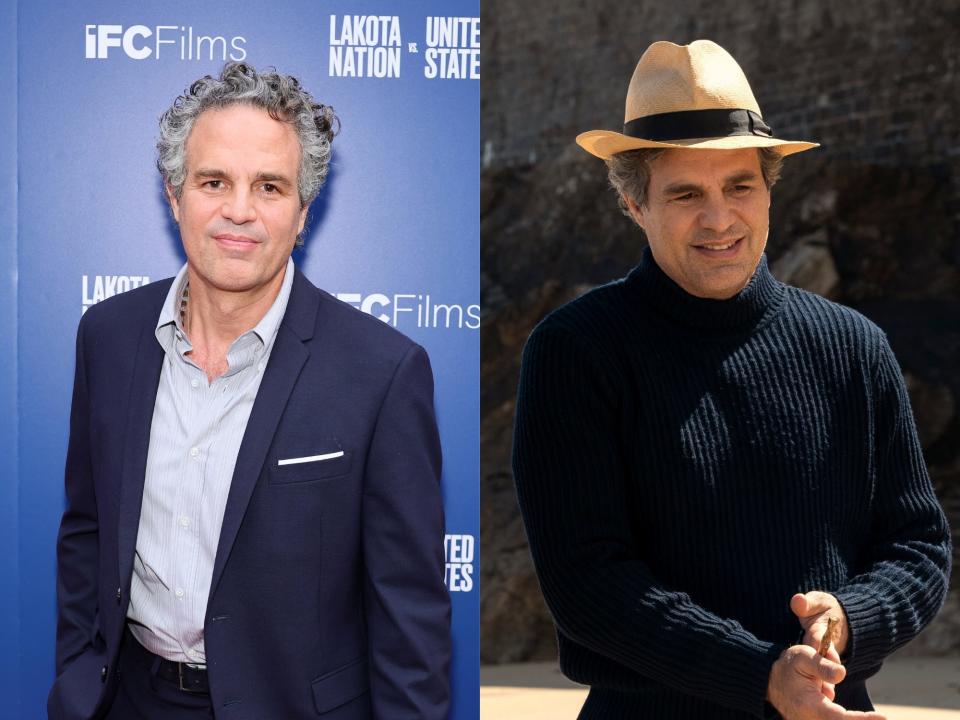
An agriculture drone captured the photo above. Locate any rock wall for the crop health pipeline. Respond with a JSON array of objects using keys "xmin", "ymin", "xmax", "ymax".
[{"xmin": 481, "ymin": 0, "xmax": 960, "ymax": 663}]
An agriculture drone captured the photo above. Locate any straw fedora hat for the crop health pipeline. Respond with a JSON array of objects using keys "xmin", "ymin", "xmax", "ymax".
[{"xmin": 576, "ymin": 40, "xmax": 818, "ymax": 159}]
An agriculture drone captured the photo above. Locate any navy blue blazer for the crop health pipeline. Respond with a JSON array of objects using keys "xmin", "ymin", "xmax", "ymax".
[{"xmin": 48, "ymin": 267, "xmax": 451, "ymax": 719}]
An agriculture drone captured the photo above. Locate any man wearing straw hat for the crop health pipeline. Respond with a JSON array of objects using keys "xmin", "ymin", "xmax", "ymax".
[{"xmin": 513, "ymin": 40, "xmax": 950, "ymax": 719}]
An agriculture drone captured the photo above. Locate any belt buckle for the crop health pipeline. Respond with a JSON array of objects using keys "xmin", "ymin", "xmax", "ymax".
[{"xmin": 178, "ymin": 662, "xmax": 198, "ymax": 693}]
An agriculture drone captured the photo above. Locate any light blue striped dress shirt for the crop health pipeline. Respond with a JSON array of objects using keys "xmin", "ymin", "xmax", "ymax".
[{"xmin": 127, "ymin": 258, "xmax": 294, "ymax": 664}]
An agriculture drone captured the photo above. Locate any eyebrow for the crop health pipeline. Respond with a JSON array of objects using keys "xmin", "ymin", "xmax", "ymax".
[
  {"xmin": 253, "ymin": 172, "xmax": 295, "ymax": 186},
  {"xmin": 661, "ymin": 171, "xmax": 761, "ymax": 196},
  {"xmin": 662, "ymin": 182, "xmax": 703, "ymax": 196},
  {"xmin": 726, "ymin": 170, "xmax": 761, "ymax": 185},
  {"xmin": 192, "ymin": 167, "xmax": 228, "ymax": 179},
  {"xmin": 191, "ymin": 168, "xmax": 295, "ymax": 186}
]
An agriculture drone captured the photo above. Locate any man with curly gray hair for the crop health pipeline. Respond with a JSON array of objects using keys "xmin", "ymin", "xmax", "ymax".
[
  {"xmin": 156, "ymin": 63, "xmax": 338, "ymax": 243},
  {"xmin": 49, "ymin": 63, "xmax": 451, "ymax": 720}
]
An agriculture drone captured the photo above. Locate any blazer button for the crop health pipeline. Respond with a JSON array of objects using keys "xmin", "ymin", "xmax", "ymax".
[
  {"xmin": 101, "ymin": 665, "xmax": 108, "ymax": 683},
  {"xmin": 116, "ymin": 586, "xmax": 122, "ymax": 604}
]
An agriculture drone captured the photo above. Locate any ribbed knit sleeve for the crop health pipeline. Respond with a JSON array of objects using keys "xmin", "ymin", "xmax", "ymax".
[
  {"xmin": 513, "ymin": 322, "xmax": 783, "ymax": 719},
  {"xmin": 833, "ymin": 335, "xmax": 952, "ymax": 676}
]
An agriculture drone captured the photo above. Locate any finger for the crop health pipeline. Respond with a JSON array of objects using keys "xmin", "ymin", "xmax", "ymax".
[
  {"xmin": 808, "ymin": 632, "xmax": 842, "ymax": 657},
  {"xmin": 801, "ymin": 614, "xmax": 847, "ymax": 657},
  {"xmin": 821, "ymin": 680, "xmax": 836, "ymax": 701},
  {"xmin": 816, "ymin": 696, "xmax": 887, "ymax": 719},
  {"xmin": 820, "ymin": 660, "xmax": 841, "ymax": 698},
  {"xmin": 807, "ymin": 617, "xmax": 843, "ymax": 644},
  {"xmin": 803, "ymin": 625, "xmax": 825, "ymax": 649},
  {"xmin": 814, "ymin": 656, "xmax": 846, "ymax": 685}
]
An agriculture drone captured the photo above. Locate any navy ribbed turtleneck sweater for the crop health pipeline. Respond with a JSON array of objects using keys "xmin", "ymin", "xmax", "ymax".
[{"xmin": 512, "ymin": 248, "xmax": 951, "ymax": 719}]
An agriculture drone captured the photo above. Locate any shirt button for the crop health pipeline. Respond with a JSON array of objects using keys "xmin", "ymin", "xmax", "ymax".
[
  {"xmin": 257, "ymin": 362, "xmax": 265, "ymax": 373},
  {"xmin": 175, "ymin": 588, "xmax": 185, "ymax": 598},
  {"xmin": 191, "ymin": 378, "xmax": 200, "ymax": 388},
  {"xmin": 179, "ymin": 516, "xmax": 190, "ymax": 528},
  {"xmin": 190, "ymin": 447, "xmax": 199, "ymax": 458}
]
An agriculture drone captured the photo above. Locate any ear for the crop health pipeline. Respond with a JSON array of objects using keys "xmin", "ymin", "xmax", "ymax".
[
  {"xmin": 165, "ymin": 183, "xmax": 181, "ymax": 223},
  {"xmin": 297, "ymin": 204, "xmax": 309, "ymax": 236},
  {"xmin": 622, "ymin": 193, "xmax": 647, "ymax": 231}
]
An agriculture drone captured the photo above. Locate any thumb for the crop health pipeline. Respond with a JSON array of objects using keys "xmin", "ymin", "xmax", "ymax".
[
  {"xmin": 793, "ymin": 591, "xmax": 833, "ymax": 618},
  {"xmin": 790, "ymin": 592, "xmax": 808, "ymax": 618}
]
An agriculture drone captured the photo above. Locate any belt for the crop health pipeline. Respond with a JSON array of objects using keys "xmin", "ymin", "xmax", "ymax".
[
  {"xmin": 156, "ymin": 657, "xmax": 210, "ymax": 694},
  {"xmin": 125, "ymin": 625, "xmax": 210, "ymax": 694}
]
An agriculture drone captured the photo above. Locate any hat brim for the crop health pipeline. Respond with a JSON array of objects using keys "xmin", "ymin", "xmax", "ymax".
[{"xmin": 576, "ymin": 129, "xmax": 819, "ymax": 159}]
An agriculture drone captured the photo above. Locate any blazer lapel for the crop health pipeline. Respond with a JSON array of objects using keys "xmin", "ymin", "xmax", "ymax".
[
  {"xmin": 117, "ymin": 322, "xmax": 165, "ymax": 587},
  {"xmin": 209, "ymin": 268, "xmax": 320, "ymax": 598}
]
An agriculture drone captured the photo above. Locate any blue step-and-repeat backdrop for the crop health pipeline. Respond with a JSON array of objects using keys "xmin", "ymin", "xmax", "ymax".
[{"xmin": 3, "ymin": 1, "xmax": 478, "ymax": 717}]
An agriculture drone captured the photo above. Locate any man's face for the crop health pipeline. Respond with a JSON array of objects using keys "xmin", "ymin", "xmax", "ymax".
[
  {"xmin": 626, "ymin": 147, "xmax": 771, "ymax": 300},
  {"xmin": 167, "ymin": 104, "xmax": 307, "ymax": 297}
]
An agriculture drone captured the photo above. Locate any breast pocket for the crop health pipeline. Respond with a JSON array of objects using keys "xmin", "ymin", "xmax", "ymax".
[
  {"xmin": 269, "ymin": 438, "xmax": 354, "ymax": 484},
  {"xmin": 312, "ymin": 656, "xmax": 369, "ymax": 715}
]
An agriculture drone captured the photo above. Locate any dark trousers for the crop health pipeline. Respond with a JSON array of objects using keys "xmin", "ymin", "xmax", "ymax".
[{"xmin": 102, "ymin": 627, "xmax": 214, "ymax": 719}]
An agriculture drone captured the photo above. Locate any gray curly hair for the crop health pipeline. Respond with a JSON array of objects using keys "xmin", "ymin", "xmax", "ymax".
[
  {"xmin": 606, "ymin": 147, "xmax": 783, "ymax": 219},
  {"xmin": 157, "ymin": 62, "xmax": 339, "ymax": 217}
]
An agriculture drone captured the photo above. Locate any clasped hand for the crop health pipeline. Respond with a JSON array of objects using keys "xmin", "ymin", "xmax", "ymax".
[{"xmin": 766, "ymin": 592, "xmax": 886, "ymax": 720}]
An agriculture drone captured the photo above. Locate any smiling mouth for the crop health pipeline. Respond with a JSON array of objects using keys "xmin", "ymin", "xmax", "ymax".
[{"xmin": 693, "ymin": 237, "xmax": 743, "ymax": 252}]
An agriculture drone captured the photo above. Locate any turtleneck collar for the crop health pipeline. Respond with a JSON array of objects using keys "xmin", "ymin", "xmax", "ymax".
[{"xmin": 625, "ymin": 245, "xmax": 785, "ymax": 333}]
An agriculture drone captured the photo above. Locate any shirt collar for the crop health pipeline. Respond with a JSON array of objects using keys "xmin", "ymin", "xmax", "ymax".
[
  {"xmin": 250, "ymin": 256, "xmax": 295, "ymax": 346},
  {"xmin": 155, "ymin": 257, "xmax": 296, "ymax": 354}
]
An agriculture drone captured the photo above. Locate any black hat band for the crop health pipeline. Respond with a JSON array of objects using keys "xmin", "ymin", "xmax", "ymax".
[{"xmin": 623, "ymin": 108, "xmax": 773, "ymax": 142}]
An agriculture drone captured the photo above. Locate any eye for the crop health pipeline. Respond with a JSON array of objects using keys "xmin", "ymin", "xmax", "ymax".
[
  {"xmin": 672, "ymin": 192, "xmax": 697, "ymax": 202},
  {"xmin": 261, "ymin": 183, "xmax": 278, "ymax": 193},
  {"xmin": 202, "ymin": 180, "xmax": 223, "ymax": 190},
  {"xmin": 731, "ymin": 184, "xmax": 754, "ymax": 195}
]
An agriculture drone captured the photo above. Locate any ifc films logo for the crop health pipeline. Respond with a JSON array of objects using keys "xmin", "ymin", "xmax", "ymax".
[
  {"xmin": 85, "ymin": 24, "xmax": 247, "ymax": 61},
  {"xmin": 336, "ymin": 292, "xmax": 479, "ymax": 330}
]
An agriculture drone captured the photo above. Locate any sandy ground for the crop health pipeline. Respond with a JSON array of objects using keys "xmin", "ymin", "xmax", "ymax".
[{"xmin": 480, "ymin": 654, "xmax": 960, "ymax": 719}]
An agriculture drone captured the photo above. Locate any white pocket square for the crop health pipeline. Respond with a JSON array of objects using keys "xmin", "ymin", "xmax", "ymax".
[{"xmin": 277, "ymin": 451, "xmax": 345, "ymax": 466}]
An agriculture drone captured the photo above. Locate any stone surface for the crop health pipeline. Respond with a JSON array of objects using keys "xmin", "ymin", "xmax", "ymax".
[
  {"xmin": 770, "ymin": 234, "xmax": 841, "ymax": 299},
  {"xmin": 481, "ymin": 0, "xmax": 960, "ymax": 664}
]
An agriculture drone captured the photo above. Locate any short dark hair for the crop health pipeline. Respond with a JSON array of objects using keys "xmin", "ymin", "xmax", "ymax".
[{"xmin": 605, "ymin": 147, "xmax": 784, "ymax": 219}]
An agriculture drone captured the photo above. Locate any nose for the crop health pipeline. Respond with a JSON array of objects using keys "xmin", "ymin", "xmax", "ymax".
[
  {"xmin": 698, "ymin": 192, "xmax": 736, "ymax": 234},
  {"xmin": 220, "ymin": 188, "xmax": 257, "ymax": 224}
]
